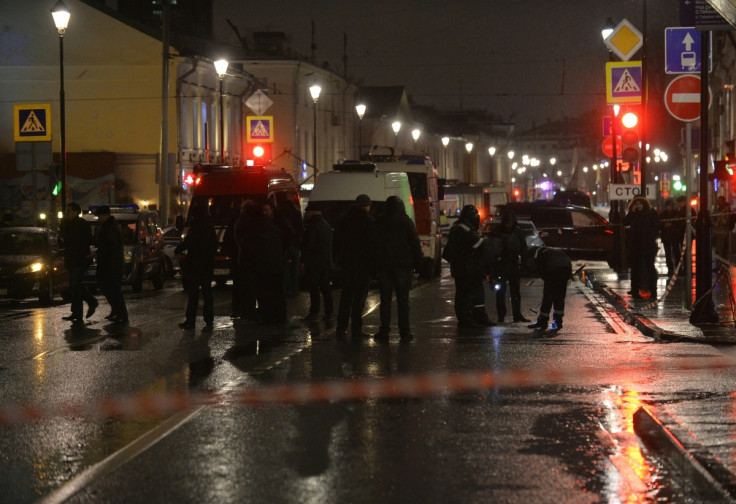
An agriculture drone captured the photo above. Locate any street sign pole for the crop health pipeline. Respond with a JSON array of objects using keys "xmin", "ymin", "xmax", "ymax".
[
  {"xmin": 685, "ymin": 122, "xmax": 693, "ymax": 309},
  {"xmin": 691, "ymin": 29, "xmax": 717, "ymax": 324}
]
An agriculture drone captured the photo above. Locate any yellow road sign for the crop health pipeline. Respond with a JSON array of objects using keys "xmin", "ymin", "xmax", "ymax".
[{"xmin": 604, "ymin": 19, "xmax": 643, "ymax": 62}]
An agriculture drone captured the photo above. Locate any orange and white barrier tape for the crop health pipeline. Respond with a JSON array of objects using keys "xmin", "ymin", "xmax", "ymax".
[{"xmin": 1, "ymin": 358, "xmax": 734, "ymax": 427}]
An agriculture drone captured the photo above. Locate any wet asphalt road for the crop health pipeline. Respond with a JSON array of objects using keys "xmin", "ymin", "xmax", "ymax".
[{"xmin": 1, "ymin": 263, "xmax": 735, "ymax": 503}]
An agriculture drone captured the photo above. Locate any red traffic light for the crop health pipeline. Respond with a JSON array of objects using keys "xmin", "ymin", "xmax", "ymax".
[
  {"xmin": 512, "ymin": 188, "xmax": 521, "ymax": 200},
  {"xmin": 246, "ymin": 143, "xmax": 272, "ymax": 164},
  {"xmin": 620, "ymin": 110, "xmax": 640, "ymax": 163}
]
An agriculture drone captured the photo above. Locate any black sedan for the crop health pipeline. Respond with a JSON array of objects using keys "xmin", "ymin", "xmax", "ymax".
[{"xmin": 0, "ymin": 227, "xmax": 70, "ymax": 304}]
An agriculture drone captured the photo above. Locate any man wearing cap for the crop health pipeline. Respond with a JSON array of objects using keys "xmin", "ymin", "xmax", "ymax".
[
  {"xmin": 333, "ymin": 194, "xmax": 375, "ymax": 338},
  {"xmin": 61, "ymin": 202, "xmax": 97, "ymax": 325},
  {"xmin": 94, "ymin": 205, "xmax": 128, "ymax": 323}
]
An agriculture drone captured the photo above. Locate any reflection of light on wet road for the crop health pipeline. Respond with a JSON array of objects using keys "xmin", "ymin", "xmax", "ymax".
[
  {"xmin": 33, "ymin": 310, "xmax": 45, "ymax": 382},
  {"xmin": 600, "ymin": 386, "xmax": 652, "ymax": 502}
]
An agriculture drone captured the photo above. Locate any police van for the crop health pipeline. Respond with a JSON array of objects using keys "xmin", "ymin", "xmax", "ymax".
[{"xmin": 186, "ymin": 164, "xmax": 301, "ymax": 286}]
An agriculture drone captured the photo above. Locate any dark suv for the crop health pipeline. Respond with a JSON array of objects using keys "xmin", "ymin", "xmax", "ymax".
[
  {"xmin": 496, "ymin": 202, "xmax": 614, "ymax": 260},
  {"xmin": 83, "ymin": 205, "xmax": 166, "ymax": 292}
]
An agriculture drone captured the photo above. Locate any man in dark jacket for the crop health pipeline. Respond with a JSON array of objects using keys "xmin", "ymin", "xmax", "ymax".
[
  {"xmin": 491, "ymin": 211, "xmax": 529, "ymax": 323},
  {"xmin": 372, "ymin": 196, "xmax": 422, "ymax": 340},
  {"xmin": 94, "ymin": 205, "xmax": 127, "ymax": 323},
  {"xmin": 623, "ymin": 196, "xmax": 660, "ymax": 299},
  {"xmin": 333, "ymin": 194, "xmax": 375, "ymax": 339},
  {"xmin": 444, "ymin": 205, "xmax": 495, "ymax": 328},
  {"xmin": 255, "ymin": 202, "xmax": 287, "ymax": 324},
  {"xmin": 62, "ymin": 202, "xmax": 97, "ymax": 325},
  {"xmin": 525, "ymin": 246, "xmax": 572, "ymax": 335},
  {"xmin": 659, "ymin": 198, "xmax": 680, "ymax": 278},
  {"xmin": 234, "ymin": 200, "xmax": 260, "ymax": 321},
  {"xmin": 301, "ymin": 204, "xmax": 334, "ymax": 320},
  {"xmin": 280, "ymin": 199, "xmax": 304, "ymax": 298},
  {"xmin": 175, "ymin": 203, "xmax": 217, "ymax": 330}
]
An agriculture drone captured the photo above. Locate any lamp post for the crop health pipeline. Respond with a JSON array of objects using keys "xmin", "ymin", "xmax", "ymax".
[
  {"xmin": 355, "ymin": 103, "xmax": 366, "ymax": 159},
  {"xmin": 441, "ymin": 136, "xmax": 450, "ymax": 179},
  {"xmin": 51, "ymin": 0, "xmax": 70, "ymax": 211},
  {"xmin": 214, "ymin": 59, "xmax": 228, "ymax": 163},
  {"xmin": 465, "ymin": 142, "xmax": 474, "ymax": 183},
  {"xmin": 392, "ymin": 121, "xmax": 401, "ymax": 148},
  {"xmin": 309, "ymin": 85, "xmax": 321, "ymax": 179},
  {"xmin": 411, "ymin": 128, "xmax": 421, "ymax": 151}
]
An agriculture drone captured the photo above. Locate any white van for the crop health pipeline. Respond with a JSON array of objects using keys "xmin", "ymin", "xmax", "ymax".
[{"xmin": 308, "ymin": 169, "xmax": 414, "ymax": 228}]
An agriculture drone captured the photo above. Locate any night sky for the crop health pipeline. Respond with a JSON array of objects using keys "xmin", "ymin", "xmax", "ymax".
[{"xmin": 216, "ymin": 1, "xmax": 681, "ymax": 141}]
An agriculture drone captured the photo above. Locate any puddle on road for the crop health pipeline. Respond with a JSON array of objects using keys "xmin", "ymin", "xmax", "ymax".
[{"xmin": 520, "ymin": 385, "xmax": 682, "ymax": 502}]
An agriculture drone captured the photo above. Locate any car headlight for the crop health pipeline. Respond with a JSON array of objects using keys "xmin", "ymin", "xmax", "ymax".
[
  {"xmin": 124, "ymin": 251, "xmax": 133, "ymax": 263},
  {"xmin": 17, "ymin": 262, "xmax": 44, "ymax": 274}
]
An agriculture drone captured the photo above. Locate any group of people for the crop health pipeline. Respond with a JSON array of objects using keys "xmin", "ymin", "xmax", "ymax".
[
  {"xmin": 62, "ymin": 203, "xmax": 128, "ymax": 325},
  {"xmin": 443, "ymin": 205, "xmax": 572, "ymax": 335}
]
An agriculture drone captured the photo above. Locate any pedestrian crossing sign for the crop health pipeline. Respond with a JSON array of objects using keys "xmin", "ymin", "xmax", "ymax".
[
  {"xmin": 605, "ymin": 61, "xmax": 642, "ymax": 104},
  {"xmin": 246, "ymin": 116, "xmax": 274, "ymax": 143},
  {"xmin": 14, "ymin": 104, "xmax": 51, "ymax": 142}
]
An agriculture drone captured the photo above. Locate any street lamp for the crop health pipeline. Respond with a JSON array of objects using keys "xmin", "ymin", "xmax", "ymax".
[
  {"xmin": 601, "ymin": 17, "xmax": 616, "ymax": 41},
  {"xmin": 411, "ymin": 128, "xmax": 421, "ymax": 150},
  {"xmin": 488, "ymin": 146, "xmax": 496, "ymax": 157},
  {"xmin": 214, "ymin": 59, "xmax": 228, "ymax": 163},
  {"xmin": 507, "ymin": 150, "xmax": 515, "ymax": 160},
  {"xmin": 309, "ymin": 85, "xmax": 321, "ymax": 179},
  {"xmin": 355, "ymin": 103, "xmax": 366, "ymax": 159},
  {"xmin": 392, "ymin": 120, "xmax": 401, "ymax": 148},
  {"xmin": 441, "ymin": 136, "xmax": 450, "ymax": 179},
  {"xmin": 51, "ymin": 0, "xmax": 70, "ymax": 211}
]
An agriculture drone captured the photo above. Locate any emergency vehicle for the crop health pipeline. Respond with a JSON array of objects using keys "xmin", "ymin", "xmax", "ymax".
[
  {"xmin": 338, "ymin": 149, "xmax": 442, "ymax": 278},
  {"xmin": 185, "ymin": 164, "xmax": 301, "ymax": 286}
]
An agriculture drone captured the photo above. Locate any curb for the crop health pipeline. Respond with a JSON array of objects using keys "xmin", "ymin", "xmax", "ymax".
[{"xmin": 633, "ymin": 405, "xmax": 736, "ymax": 502}]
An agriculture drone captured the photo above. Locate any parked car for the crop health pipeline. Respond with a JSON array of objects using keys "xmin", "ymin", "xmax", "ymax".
[
  {"xmin": 0, "ymin": 227, "xmax": 70, "ymax": 304},
  {"xmin": 496, "ymin": 202, "xmax": 614, "ymax": 261},
  {"xmin": 82, "ymin": 205, "xmax": 166, "ymax": 292},
  {"xmin": 482, "ymin": 216, "xmax": 545, "ymax": 249},
  {"xmin": 161, "ymin": 224, "xmax": 182, "ymax": 278}
]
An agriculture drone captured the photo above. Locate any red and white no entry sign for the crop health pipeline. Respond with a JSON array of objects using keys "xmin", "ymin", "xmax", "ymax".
[
  {"xmin": 602, "ymin": 136, "xmax": 622, "ymax": 158},
  {"xmin": 664, "ymin": 75, "xmax": 711, "ymax": 122}
]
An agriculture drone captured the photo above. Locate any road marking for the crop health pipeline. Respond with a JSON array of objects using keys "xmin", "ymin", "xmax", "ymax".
[{"xmin": 37, "ymin": 407, "xmax": 204, "ymax": 504}]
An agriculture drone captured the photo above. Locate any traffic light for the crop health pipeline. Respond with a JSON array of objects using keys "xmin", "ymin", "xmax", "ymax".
[
  {"xmin": 620, "ymin": 109, "xmax": 640, "ymax": 164},
  {"xmin": 49, "ymin": 164, "xmax": 61, "ymax": 198},
  {"xmin": 512, "ymin": 188, "xmax": 521, "ymax": 200},
  {"xmin": 245, "ymin": 142, "xmax": 272, "ymax": 165}
]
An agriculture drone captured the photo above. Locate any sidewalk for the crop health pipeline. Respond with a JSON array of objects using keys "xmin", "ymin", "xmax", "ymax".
[{"xmin": 588, "ymin": 254, "xmax": 736, "ymax": 501}]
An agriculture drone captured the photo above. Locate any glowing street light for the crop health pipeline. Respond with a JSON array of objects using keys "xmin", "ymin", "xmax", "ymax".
[
  {"xmin": 355, "ymin": 103, "xmax": 366, "ymax": 157},
  {"xmin": 309, "ymin": 84, "xmax": 321, "ymax": 178},
  {"xmin": 51, "ymin": 0, "xmax": 71, "ymax": 210},
  {"xmin": 214, "ymin": 59, "xmax": 228, "ymax": 162},
  {"xmin": 392, "ymin": 120, "xmax": 401, "ymax": 147}
]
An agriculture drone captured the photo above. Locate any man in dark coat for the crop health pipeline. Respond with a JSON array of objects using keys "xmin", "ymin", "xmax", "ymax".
[
  {"xmin": 62, "ymin": 202, "xmax": 97, "ymax": 324},
  {"xmin": 255, "ymin": 202, "xmax": 287, "ymax": 324},
  {"xmin": 525, "ymin": 246, "xmax": 572, "ymax": 335},
  {"xmin": 490, "ymin": 211, "xmax": 529, "ymax": 323},
  {"xmin": 659, "ymin": 198, "xmax": 680, "ymax": 278},
  {"xmin": 444, "ymin": 205, "xmax": 495, "ymax": 328},
  {"xmin": 372, "ymin": 196, "xmax": 422, "ymax": 340},
  {"xmin": 234, "ymin": 200, "xmax": 260, "ymax": 321},
  {"xmin": 623, "ymin": 196, "xmax": 660, "ymax": 299},
  {"xmin": 333, "ymin": 194, "xmax": 375, "ymax": 339},
  {"xmin": 280, "ymin": 199, "xmax": 304, "ymax": 298},
  {"xmin": 175, "ymin": 203, "xmax": 217, "ymax": 330},
  {"xmin": 301, "ymin": 204, "xmax": 334, "ymax": 320},
  {"xmin": 94, "ymin": 205, "xmax": 127, "ymax": 323}
]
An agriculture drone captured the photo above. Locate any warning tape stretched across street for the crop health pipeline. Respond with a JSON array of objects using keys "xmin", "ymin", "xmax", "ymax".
[{"xmin": 1, "ymin": 358, "xmax": 734, "ymax": 427}]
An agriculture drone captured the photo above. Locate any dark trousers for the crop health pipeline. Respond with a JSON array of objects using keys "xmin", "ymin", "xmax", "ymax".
[
  {"xmin": 454, "ymin": 274, "xmax": 485, "ymax": 324},
  {"xmin": 256, "ymin": 268, "xmax": 286, "ymax": 323},
  {"xmin": 98, "ymin": 274, "xmax": 127, "ymax": 319},
  {"xmin": 540, "ymin": 269, "xmax": 569, "ymax": 320},
  {"xmin": 185, "ymin": 272, "xmax": 214, "ymax": 325},
  {"xmin": 662, "ymin": 238, "xmax": 680, "ymax": 276},
  {"xmin": 306, "ymin": 267, "xmax": 333, "ymax": 315},
  {"xmin": 69, "ymin": 266, "xmax": 96, "ymax": 319},
  {"xmin": 284, "ymin": 246, "xmax": 301, "ymax": 297},
  {"xmin": 496, "ymin": 268, "xmax": 521, "ymax": 320},
  {"xmin": 237, "ymin": 265, "xmax": 258, "ymax": 319},
  {"xmin": 337, "ymin": 265, "xmax": 371, "ymax": 333},
  {"xmin": 376, "ymin": 266, "xmax": 412, "ymax": 334},
  {"xmin": 629, "ymin": 245, "xmax": 657, "ymax": 294}
]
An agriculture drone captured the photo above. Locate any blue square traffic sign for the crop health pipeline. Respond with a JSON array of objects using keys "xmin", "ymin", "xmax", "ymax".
[{"xmin": 665, "ymin": 27, "xmax": 711, "ymax": 74}]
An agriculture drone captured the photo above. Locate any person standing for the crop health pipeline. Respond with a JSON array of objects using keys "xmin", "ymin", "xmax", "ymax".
[
  {"xmin": 234, "ymin": 200, "xmax": 260, "ymax": 322},
  {"xmin": 623, "ymin": 196, "xmax": 660, "ymax": 299},
  {"xmin": 93, "ymin": 205, "xmax": 128, "ymax": 323},
  {"xmin": 301, "ymin": 204, "xmax": 334, "ymax": 320},
  {"xmin": 333, "ymin": 194, "xmax": 375, "ymax": 339},
  {"xmin": 372, "ymin": 196, "xmax": 423, "ymax": 340},
  {"xmin": 525, "ymin": 246, "xmax": 572, "ymax": 336},
  {"xmin": 280, "ymin": 199, "xmax": 304, "ymax": 298},
  {"xmin": 61, "ymin": 202, "xmax": 97, "ymax": 325},
  {"xmin": 256, "ymin": 202, "xmax": 287, "ymax": 324},
  {"xmin": 659, "ymin": 198, "xmax": 680, "ymax": 278},
  {"xmin": 443, "ymin": 205, "xmax": 495, "ymax": 329},
  {"xmin": 491, "ymin": 211, "xmax": 529, "ymax": 323},
  {"xmin": 175, "ymin": 203, "xmax": 217, "ymax": 330},
  {"xmin": 712, "ymin": 195, "xmax": 733, "ymax": 261}
]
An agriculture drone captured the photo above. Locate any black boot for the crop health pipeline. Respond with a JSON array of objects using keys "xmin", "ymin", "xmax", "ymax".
[
  {"xmin": 527, "ymin": 317, "xmax": 548, "ymax": 330},
  {"xmin": 550, "ymin": 316, "xmax": 563, "ymax": 331}
]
